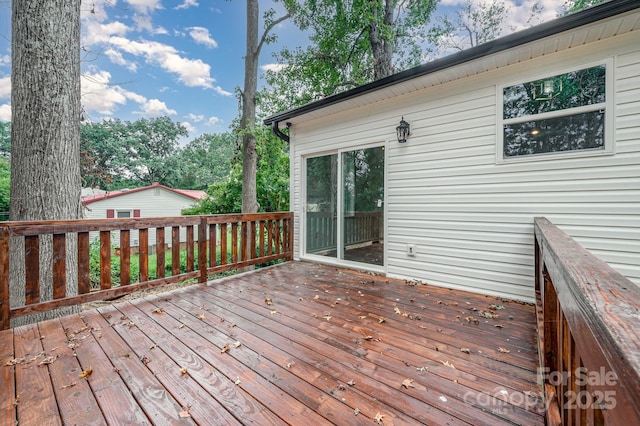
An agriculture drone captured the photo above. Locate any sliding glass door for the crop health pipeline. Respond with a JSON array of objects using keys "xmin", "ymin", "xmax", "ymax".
[{"xmin": 305, "ymin": 145, "xmax": 384, "ymax": 267}]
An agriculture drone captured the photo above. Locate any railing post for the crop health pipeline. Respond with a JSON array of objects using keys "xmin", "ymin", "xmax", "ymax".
[{"xmin": 0, "ymin": 226, "xmax": 10, "ymax": 330}]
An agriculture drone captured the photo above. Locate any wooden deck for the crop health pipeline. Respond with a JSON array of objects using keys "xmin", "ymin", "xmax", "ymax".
[{"xmin": 1, "ymin": 261, "xmax": 544, "ymax": 425}]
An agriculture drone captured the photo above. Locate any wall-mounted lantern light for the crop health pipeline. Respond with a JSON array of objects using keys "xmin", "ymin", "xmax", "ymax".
[{"xmin": 396, "ymin": 117, "xmax": 410, "ymax": 143}]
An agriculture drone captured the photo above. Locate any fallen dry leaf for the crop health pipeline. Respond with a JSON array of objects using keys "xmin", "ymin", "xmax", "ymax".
[
  {"xmin": 198, "ymin": 314, "xmax": 206, "ymax": 320},
  {"xmin": 347, "ymin": 380, "xmax": 355, "ymax": 386},
  {"xmin": 179, "ymin": 367, "xmax": 188, "ymax": 375},
  {"xmin": 460, "ymin": 348, "xmax": 471, "ymax": 354},
  {"xmin": 221, "ymin": 344, "xmax": 230, "ymax": 354},
  {"xmin": 270, "ymin": 309, "xmax": 278, "ymax": 315},
  {"xmin": 313, "ymin": 295, "xmax": 320, "ymax": 300},
  {"xmin": 233, "ymin": 341, "xmax": 241, "ymax": 348},
  {"xmin": 234, "ymin": 376, "xmax": 241, "ymax": 385},
  {"xmin": 179, "ymin": 410, "xmax": 191, "ymax": 418},
  {"xmin": 401, "ymin": 378, "xmax": 415, "ymax": 389},
  {"xmin": 498, "ymin": 347, "xmax": 510, "ymax": 353},
  {"xmin": 442, "ymin": 360, "xmax": 455, "ymax": 369},
  {"xmin": 374, "ymin": 412, "xmax": 384, "ymax": 424},
  {"xmin": 149, "ymin": 344, "xmax": 158, "ymax": 350},
  {"xmin": 323, "ymin": 314, "xmax": 332, "ymax": 321},
  {"xmin": 178, "ymin": 324, "xmax": 185, "ymax": 329},
  {"xmin": 359, "ymin": 315, "xmax": 367, "ymax": 319},
  {"xmin": 378, "ymin": 317, "xmax": 386, "ymax": 324},
  {"xmin": 60, "ymin": 382, "xmax": 77, "ymax": 390},
  {"xmin": 152, "ymin": 308, "xmax": 163, "ymax": 314},
  {"xmin": 79, "ymin": 368, "xmax": 93, "ymax": 378},
  {"xmin": 38, "ymin": 356, "xmax": 57, "ymax": 366},
  {"xmin": 354, "ymin": 408, "xmax": 360, "ymax": 416},
  {"xmin": 394, "ymin": 306, "xmax": 401, "ymax": 315},
  {"xmin": 264, "ymin": 297, "xmax": 273, "ymax": 306}
]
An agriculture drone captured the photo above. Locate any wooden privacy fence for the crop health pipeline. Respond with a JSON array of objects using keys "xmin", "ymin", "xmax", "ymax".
[
  {"xmin": 534, "ymin": 217, "xmax": 640, "ymax": 426},
  {"xmin": 0, "ymin": 212, "xmax": 293, "ymax": 329}
]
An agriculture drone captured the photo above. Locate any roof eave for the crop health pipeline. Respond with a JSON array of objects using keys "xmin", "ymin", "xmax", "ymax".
[{"xmin": 264, "ymin": 0, "xmax": 639, "ymax": 126}]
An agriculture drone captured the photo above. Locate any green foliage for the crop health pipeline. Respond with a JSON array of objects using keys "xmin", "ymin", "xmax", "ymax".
[
  {"xmin": 426, "ymin": 0, "xmax": 512, "ymax": 56},
  {"xmin": 0, "ymin": 121, "xmax": 10, "ymax": 158},
  {"xmin": 167, "ymin": 133, "xmax": 236, "ymax": 190},
  {"xmin": 81, "ymin": 116, "xmax": 188, "ymax": 189},
  {"xmin": 184, "ymin": 126, "xmax": 289, "ymax": 214},
  {"xmin": 563, "ymin": 0, "xmax": 605, "ymax": 14},
  {"xmin": 263, "ymin": 0, "xmax": 437, "ymax": 114},
  {"xmin": 0, "ymin": 157, "xmax": 10, "ymax": 221}
]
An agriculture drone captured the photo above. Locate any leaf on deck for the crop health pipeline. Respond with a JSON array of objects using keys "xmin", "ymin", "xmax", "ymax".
[
  {"xmin": 401, "ymin": 378, "xmax": 415, "ymax": 389},
  {"xmin": 264, "ymin": 297, "xmax": 273, "ymax": 306},
  {"xmin": 220, "ymin": 344, "xmax": 230, "ymax": 354},
  {"xmin": 152, "ymin": 307, "xmax": 163, "ymax": 314},
  {"xmin": 442, "ymin": 360, "xmax": 455, "ymax": 369},
  {"xmin": 79, "ymin": 368, "xmax": 93, "ymax": 378},
  {"xmin": 498, "ymin": 347, "xmax": 511, "ymax": 353},
  {"xmin": 374, "ymin": 412, "xmax": 385, "ymax": 424},
  {"xmin": 460, "ymin": 348, "xmax": 471, "ymax": 354}
]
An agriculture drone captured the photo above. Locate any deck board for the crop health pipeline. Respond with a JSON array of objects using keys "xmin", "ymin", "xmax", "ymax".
[{"xmin": 1, "ymin": 261, "xmax": 544, "ymax": 425}]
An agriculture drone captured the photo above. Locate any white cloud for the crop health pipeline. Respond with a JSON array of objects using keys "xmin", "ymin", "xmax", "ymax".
[
  {"xmin": 82, "ymin": 70, "xmax": 178, "ymax": 118},
  {"xmin": 105, "ymin": 48, "xmax": 138, "ymax": 72},
  {"xmin": 181, "ymin": 121, "xmax": 195, "ymax": 133},
  {"xmin": 124, "ymin": 0, "xmax": 163, "ymax": 14},
  {"xmin": 0, "ymin": 56, "xmax": 10, "ymax": 67},
  {"xmin": 83, "ymin": 20, "xmax": 131, "ymax": 46},
  {"xmin": 207, "ymin": 116, "xmax": 221, "ymax": 126},
  {"xmin": 0, "ymin": 76, "xmax": 10, "ymax": 99},
  {"xmin": 187, "ymin": 27, "xmax": 218, "ymax": 48},
  {"xmin": 187, "ymin": 113, "xmax": 205, "ymax": 122},
  {"xmin": 0, "ymin": 104, "xmax": 10, "ymax": 121},
  {"xmin": 138, "ymin": 98, "xmax": 176, "ymax": 116},
  {"xmin": 132, "ymin": 14, "xmax": 168, "ymax": 35},
  {"xmin": 175, "ymin": 0, "xmax": 199, "ymax": 10},
  {"xmin": 261, "ymin": 63, "xmax": 287, "ymax": 73},
  {"xmin": 107, "ymin": 36, "xmax": 231, "ymax": 94},
  {"xmin": 81, "ymin": 70, "xmax": 129, "ymax": 115}
]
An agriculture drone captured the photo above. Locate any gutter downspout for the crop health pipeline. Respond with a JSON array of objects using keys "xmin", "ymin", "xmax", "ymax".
[{"xmin": 271, "ymin": 121, "xmax": 290, "ymax": 142}]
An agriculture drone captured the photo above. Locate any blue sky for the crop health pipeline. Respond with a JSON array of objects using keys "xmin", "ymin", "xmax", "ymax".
[{"xmin": 0, "ymin": 0, "xmax": 565, "ymax": 140}]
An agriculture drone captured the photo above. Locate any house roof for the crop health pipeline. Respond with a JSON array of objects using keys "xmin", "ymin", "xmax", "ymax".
[
  {"xmin": 264, "ymin": 0, "xmax": 640, "ymax": 127},
  {"xmin": 81, "ymin": 182, "xmax": 207, "ymax": 205}
]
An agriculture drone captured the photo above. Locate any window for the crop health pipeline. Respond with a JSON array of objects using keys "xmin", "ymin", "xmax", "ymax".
[
  {"xmin": 499, "ymin": 62, "xmax": 612, "ymax": 161},
  {"xmin": 117, "ymin": 210, "xmax": 131, "ymax": 218}
]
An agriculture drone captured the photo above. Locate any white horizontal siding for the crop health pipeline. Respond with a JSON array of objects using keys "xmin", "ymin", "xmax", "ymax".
[
  {"xmin": 84, "ymin": 188, "xmax": 200, "ymax": 248},
  {"xmin": 290, "ymin": 27, "xmax": 640, "ymax": 302}
]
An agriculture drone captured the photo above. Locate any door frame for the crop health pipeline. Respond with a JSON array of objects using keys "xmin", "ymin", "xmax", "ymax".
[{"xmin": 300, "ymin": 141, "xmax": 388, "ymax": 273}]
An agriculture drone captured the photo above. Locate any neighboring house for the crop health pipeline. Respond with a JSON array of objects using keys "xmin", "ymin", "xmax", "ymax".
[
  {"xmin": 265, "ymin": 0, "xmax": 640, "ymax": 302},
  {"xmin": 82, "ymin": 182, "xmax": 206, "ymax": 249}
]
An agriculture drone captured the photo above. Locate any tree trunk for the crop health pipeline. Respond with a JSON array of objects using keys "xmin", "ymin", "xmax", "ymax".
[
  {"xmin": 241, "ymin": 0, "xmax": 259, "ymax": 214},
  {"xmin": 10, "ymin": 0, "xmax": 82, "ymax": 326},
  {"xmin": 369, "ymin": 0, "xmax": 396, "ymax": 80}
]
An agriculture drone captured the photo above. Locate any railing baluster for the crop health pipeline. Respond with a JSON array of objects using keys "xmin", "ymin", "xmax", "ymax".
[
  {"xmin": 24, "ymin": 235, "xmax": 40, "ymax": 304},
  {"xmin": 120, "ymin": 230, "xmax": 130, "ymax": 286},
  {"xmin": 231, "ymin": 222, "xmax": 238, "ymax": 263},
  {"xmin": 99, "ymin": 231, "xmax": 111, "ymax": 290},
  {"xmin": 250, "ymin": 220, "xmax": 256, "ymax": 260},
  {"xmin": 172, "ymin": 226, "xmax": 180, "ymax": 275},
  {"xmin": 220, "ymin": 223, "xmax": 228, "ymax": 265},
  {"xmin": 267, "ymin": 220, "xmax": 273, "ymax": 256},
  {"xmin": 139, "ymin": 228, "xmax": 149, "ymax": 282},
  {"xmin": 209, "ymin": 222, "xmax": 217, "ymax": 267},
  {"xmin": 77, "ymin": 232, "xmax": 90, "ymax": 295},
  {"xmin": 156, "ymin": 227, "xmax": 165, "ymax": 279},
  {"xmin": 259, "ymin": 220, "xmax": 265, "ymax": 258},
  {"xmin": 186, "ymin": 225, "xmax": 194, "ymax": 272},
  {"xmin": 241, "ymin": 221, "xmax": 248, "ymax": 261},
  {"xmin": 52, "ymin": 234, "xmax": 66, "ymax": 300}
]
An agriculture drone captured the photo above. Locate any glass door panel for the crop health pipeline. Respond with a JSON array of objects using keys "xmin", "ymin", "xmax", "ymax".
[
  {"xmin": 305, "ymin": 154, "xmax": 338, "ymax": 258},
  {"xmin": 341, "ymin": 146, "xmax": 385, "ymax": 266}
]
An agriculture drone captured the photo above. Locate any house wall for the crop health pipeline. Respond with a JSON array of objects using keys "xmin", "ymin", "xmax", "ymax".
[
  {"xmin": 290, "ymin": 30, "xmax": 640, "ymax": 302},
  {"xmin": 83, "ymin": 188, "xmax": 200, "ymax": 249}
]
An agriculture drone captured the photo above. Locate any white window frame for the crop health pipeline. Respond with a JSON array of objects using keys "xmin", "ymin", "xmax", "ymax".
[
  {"xmin": 496, "ymin": 58, "xmax": 615, "ymax": 164},
  {"xmin": 116, "ymin": 210, "xmax": 132, "ymax": 218}
]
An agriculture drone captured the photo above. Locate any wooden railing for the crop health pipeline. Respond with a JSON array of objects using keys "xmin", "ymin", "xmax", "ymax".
[
  {"xmin": 306, "ymin": 211, "xmax": 383, "ymax": 253},
  {"xmin": 0, "ymin": 212, "xmax": 293, "ymax": 329},
  {"xmin": 534, "ymin": 217, "xmax": 640, "ymax": 425}
]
